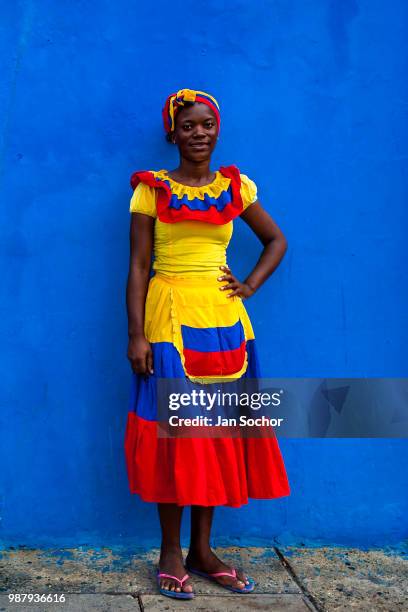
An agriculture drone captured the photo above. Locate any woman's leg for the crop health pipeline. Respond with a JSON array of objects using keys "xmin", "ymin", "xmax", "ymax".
[
  {"xmin": 186, "ymin": 506, "xmax": 250, "ymax": 589},
  {"xmin": 157, "ymin": 503, "xmax": 193, "ymax": 594}
]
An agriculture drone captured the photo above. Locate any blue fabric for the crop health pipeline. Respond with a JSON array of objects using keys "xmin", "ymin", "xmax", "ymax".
[
  {"xmin": 181, "ymin": 320, "xmax": 244, "ymax": 353},
  {"xmin": 129, "ymin": 339, "xmax": 260, "ymax": 421},
  {"xmin": 163, "ymin": 183, "xmax": 233, "ymax": 211}
]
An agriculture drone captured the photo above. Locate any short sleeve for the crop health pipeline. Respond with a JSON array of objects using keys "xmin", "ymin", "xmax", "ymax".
[
  {"xmin": 239, "ymin": 174, "xmax": 258, "ymax": 211},
  {"xmin": 129, "ymin": 182, "xmax": 157, "ymax": 218}
]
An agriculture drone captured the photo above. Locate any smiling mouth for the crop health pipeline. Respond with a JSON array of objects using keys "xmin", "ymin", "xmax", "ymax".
[{"xmin": 190, "ymin": 142, "xmax": 210, "ymax": 148}]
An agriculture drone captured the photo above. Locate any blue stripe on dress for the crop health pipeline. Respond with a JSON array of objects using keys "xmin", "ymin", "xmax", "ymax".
[
  {"xmin": 154, "ymin": 177, "xmax": 233, "ymax": 212},
  {"xmin": 181, "ymin": 320, "xmax": 244, "ymax": 353},
  {"xmin": 169, "ymin": 190, "xmax": 232, "ymax": 211},
  {"xmin": 158, "ymin": 178, "xmax": 232, "ymax": 211},
  {"xmin": 129, "ymin": 339, "xmax": 260, "ymax": 422}
]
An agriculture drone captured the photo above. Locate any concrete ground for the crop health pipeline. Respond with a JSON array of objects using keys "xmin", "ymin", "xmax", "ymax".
[{"xmin": 0, "ymin": 545, "xmax": 407, "ymax": 611}]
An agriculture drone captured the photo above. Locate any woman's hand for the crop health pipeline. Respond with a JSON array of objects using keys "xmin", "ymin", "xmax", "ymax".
[
  {"xmin": 217, "ymin": 265, "xmax": 255, "ymax": 300},
  {"xmin": 127, "ymin": 334, "xmax": 154, "ymax": 375}
]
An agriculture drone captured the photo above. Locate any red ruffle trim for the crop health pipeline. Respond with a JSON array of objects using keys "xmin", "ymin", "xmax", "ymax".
[
  {"xmin": 124, "ymin": 413, "xmax": 291, "ymax": 507},
  {"xmin": 129, "ymin": 165, "xmax": 244, "ymax": 225}
]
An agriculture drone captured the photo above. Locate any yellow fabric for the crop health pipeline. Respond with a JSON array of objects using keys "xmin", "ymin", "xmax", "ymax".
[
  {"xmin": 165, "ymin": 89, "xmax": 221, "ymax": 133},
  {"xmin": 130, "ymin": 182, "xmax": 157, "ymax": 217},
  {"xmin": 144, "ymin": 273, "xmax": 255, "ymax": 383},
  {"xmin": 180, "ymin": 89, "xmax": 197, "ymax": 102},
  {"xmin": 176, "ymin": 88, "xmax": 220, "ymax": 109},
  {"xmin": 129, "ymin": 170, "xmax": 258, "ymax": 278}
]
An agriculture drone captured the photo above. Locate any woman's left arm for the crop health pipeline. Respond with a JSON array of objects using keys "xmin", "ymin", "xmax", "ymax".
[{"xmin": 218, "ymin": 200, "xmax": 288, "ymax": 299}]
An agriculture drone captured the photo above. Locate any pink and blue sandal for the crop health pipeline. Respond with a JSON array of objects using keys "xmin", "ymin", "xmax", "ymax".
[
  {"xmin": 156, "ymin": 569, "xmax": 195, "ymax": 599},
  {"xmin": 186, "ymin": 565, "xmax": 255, "ymax": 593}
]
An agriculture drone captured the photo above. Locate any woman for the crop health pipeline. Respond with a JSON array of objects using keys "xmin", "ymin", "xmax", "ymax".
[{"xmin": 125, "ymin": 88, "xmax": 290, "ymax": 600}]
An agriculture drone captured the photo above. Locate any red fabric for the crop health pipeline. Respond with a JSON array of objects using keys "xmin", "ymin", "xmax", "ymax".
[
  {"xmin": 162, "ymin": 91, "xmax": 221, "ymax": 135},
  {"xmin": 162, "ymin": 96, "xmax": 172, "ymax": 134},
  {"xmin": 129, "ymin": 166, "xmax": 244, "ymax": 225},
  {"xmin": 183, "ymin": 341, "xmax": 246, "ymax": 376},
  {"xmin": 130, "ymin": 170, "xmax": 173, "ymax": 217},
  {"xmin": 124, "ymin": 413, "xmax": 291, "ymax": 507},
  {"xmin": 219, "ymin": 164, "xmax": 243, "ymax": 213},
  {"xmin": 193, "ymin": 95, "xmax": 221, "ymax": 132}
]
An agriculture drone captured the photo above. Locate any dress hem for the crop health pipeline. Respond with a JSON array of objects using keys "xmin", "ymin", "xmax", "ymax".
[{"xmin": 127, "ymin": 487, "xmax": 291, "ymax": 508}]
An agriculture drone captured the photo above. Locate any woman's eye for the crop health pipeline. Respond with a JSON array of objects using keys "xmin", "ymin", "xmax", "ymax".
[{"xmin": 183, "ymin": 124, "xmax": 192, "ymax": 130}]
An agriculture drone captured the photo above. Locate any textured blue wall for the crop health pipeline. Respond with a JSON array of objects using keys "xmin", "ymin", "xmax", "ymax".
[{"xmin": 1, "ymin": 0, "xmax": 407, "ymax": 548}]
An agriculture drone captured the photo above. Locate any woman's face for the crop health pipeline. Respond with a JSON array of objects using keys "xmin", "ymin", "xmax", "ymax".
[{"xmin": 172, "ymin": 102, "xmax": 218, "ymax": 162}]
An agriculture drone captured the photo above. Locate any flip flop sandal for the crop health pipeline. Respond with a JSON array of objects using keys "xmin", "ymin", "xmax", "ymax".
[
  {"xmin": 156, "ymin": 569, "xmax": 195, "ymax": 599},
  {"xmin": 186, "ymin": 565, "xmax": 255, "ymax": 593}
]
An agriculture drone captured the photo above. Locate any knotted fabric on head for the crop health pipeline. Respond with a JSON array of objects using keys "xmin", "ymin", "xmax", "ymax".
[{"xmin": 162, "ymin": 88, "xmax": 221, "ymax": 136}]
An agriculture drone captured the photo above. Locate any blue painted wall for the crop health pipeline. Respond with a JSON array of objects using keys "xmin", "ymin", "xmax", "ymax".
[{"xmin": 1, "ymin": 0, "xmax": 407, "ymax": 548}]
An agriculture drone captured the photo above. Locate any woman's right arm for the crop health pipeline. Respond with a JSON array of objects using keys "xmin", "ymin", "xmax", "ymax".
[{"xmin": 126, "ymin": 212, "xmax": 155, "ymax": 375}]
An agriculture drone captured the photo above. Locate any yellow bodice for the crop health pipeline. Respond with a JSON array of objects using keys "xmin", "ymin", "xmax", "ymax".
[{"xmin": 129, "ymin": 169, "xmax": 258, "ymax": 277}]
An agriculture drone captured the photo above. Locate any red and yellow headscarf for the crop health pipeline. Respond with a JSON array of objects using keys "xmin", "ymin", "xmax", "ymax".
[{"xmin": 162, "ymin": 88, "xmax": 221, "ymax": 136}]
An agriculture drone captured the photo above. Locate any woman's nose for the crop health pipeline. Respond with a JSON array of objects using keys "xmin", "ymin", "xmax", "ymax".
[{"xmin": 193, "ymin": 126, "xmax": 206, "ymax": 137}]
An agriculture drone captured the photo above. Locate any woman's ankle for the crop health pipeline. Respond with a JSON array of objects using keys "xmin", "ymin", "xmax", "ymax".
[
  {"xmin": 186, "ymin": 544, "xmax": 212, "ymax": 560},
  {"xmin": 160, "ymin": 543, "xmax": 183, "ymax": 558}
]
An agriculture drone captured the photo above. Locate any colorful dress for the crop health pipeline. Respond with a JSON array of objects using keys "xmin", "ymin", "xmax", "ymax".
[{"xmin": 124, "ymin": 165, "xmax": 290, "ymax": 507}]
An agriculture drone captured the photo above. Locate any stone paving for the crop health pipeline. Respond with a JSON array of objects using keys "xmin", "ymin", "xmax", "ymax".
[{"xmin": 0, "ymin": 545, "xmax": 407, "ymax": 611}]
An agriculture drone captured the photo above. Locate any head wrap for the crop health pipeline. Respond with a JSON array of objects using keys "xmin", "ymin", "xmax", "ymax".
[{"xmin": 162, "ymin": 88, "xmax": 221, "ymax": 136}]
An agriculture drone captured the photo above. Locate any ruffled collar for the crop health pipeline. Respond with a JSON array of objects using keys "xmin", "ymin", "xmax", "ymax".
[
  {"xmin": 130, "ymin": 165, "xmax": 243, "ymax": 224},
  {"xmin": 154, "ymin": 169, "xmax": 231, "ymax": 200}
]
